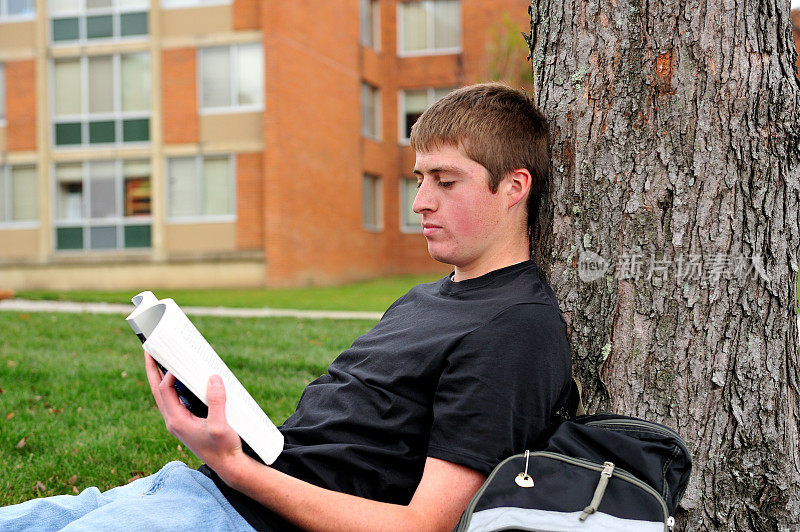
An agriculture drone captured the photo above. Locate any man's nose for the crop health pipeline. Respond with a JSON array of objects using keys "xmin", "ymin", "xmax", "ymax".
[{"xmin": 412, "ymin": 180, "xmax": 435, "ymax": 214}]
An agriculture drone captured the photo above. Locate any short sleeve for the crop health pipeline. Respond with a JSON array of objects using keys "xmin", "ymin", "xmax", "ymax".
[{"xmin": 426, "ymin": 303, "xmax": 572, "ymax": 474}]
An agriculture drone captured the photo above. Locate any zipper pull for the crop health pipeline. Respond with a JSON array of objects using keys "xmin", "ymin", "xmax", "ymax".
[
  {"xmin": 515, "ymin": 450, "xmax": 534, "ymax": 488},
  {"xmin": 579, "ymin": 462, "xmax": 615, "ymax": 521},
  {"xmin": 667, "ymin": 516, "xmax": 675, "ymax": 531}
]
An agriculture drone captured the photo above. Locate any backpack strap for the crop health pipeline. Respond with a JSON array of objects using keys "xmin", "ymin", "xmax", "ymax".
[{"xmin": 567, "ymin": 377, "xmax": 586, "ymax": 417}]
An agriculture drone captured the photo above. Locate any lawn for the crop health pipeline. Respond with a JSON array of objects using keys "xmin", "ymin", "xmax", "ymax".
[
  {"xmin": 0, "ymin": 311, "xmax": 375, "ymax": 506},
  {"xmin": 17, "ymin": 273, "xmax": 446, "ymax": 312}
]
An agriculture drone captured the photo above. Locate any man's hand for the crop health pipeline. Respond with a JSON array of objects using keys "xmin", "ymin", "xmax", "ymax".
[{"xmin": 143, "ymin": 352, "xmax": 252, "ymax": 479}]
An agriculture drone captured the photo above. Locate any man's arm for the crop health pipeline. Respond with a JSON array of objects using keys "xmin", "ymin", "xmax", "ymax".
[{"xmin": 144, "ymin": 353, "xmax": 486, "ymax": 532}]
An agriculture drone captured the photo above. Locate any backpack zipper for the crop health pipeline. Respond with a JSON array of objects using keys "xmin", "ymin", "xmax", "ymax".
[
  {"xmin": 578, "ymin": 461, "xmax": 615, "ymax": 520},
  {"xmin": 455, "ymin": 451, "xmax": 671, "ymax": 532},
  {"xmin": 584, "ymin": 418, "xmax": 683, "ymax": 441}
]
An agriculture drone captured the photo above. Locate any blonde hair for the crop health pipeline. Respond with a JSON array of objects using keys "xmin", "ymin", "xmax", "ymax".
[{"xmin": 410, "ymin": 83, "xmax": 550, "ymax": 229}]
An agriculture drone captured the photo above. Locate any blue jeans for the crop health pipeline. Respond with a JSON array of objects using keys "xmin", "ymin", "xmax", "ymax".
[{"xmin": 0, "ymin": 461, "xmax": 255, "ymax": 531}]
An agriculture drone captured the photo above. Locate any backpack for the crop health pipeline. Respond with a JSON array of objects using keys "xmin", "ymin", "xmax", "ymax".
[{"xmin": 453, "ymin": 387, "xmax": 693, "ymax": 532}]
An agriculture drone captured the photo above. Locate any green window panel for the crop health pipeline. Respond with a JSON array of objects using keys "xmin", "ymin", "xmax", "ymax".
[
  {"xmin": 52, "ymin": 18, "xmax": 80, "ymax": 41},
  {"xmin": 120, "ymin": 12, "xmax": 148, "ymax": 37},
  {"xmin": 86, "ymin": 15, "xmax": 113, "ymax": 39},
  {"xmin": 122, "ymin": 118, "xmax": 149, "ymax": 142},
  {"xmin": 124, "ymin": 224, "xmax": 151, "ymax": 248},
  {"xmin": 89, "ymin": 121, "xmax": 115, "ymax": 144},
  {"xmin": 56, "ymin": 227, "xmax": 83, "ymax": 250},
  {"xmin": 55, "ymin": 122, "xmax": 82, "ymax": 146},
  {"xmin": 90, "ymin": 225, "xmax": 117, "ymax": 249}
]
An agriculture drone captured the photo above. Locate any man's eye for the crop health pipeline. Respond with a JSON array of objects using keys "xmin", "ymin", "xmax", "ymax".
[{"xmin": 439, "ymin": 181, "xmax": 454, "ymax": 188}]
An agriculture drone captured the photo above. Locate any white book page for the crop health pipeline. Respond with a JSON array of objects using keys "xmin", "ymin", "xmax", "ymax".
[{"xmin": 127, "ymin": 294, "xmax": 283, "ymax": 464}]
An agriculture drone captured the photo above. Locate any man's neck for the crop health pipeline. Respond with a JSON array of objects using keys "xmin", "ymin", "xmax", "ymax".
[{"xmin": 452, "ymin": 250, "xmax": 531, "ymax": 282}]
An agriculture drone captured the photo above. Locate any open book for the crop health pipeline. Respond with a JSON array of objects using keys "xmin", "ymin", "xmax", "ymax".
[{"xmin": 126, "ymin": 291, "xmax": 283, "ymax": 465}]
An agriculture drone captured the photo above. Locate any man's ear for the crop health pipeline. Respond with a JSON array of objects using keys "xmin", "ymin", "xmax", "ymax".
[{"xmin": 505, "ymin": 168, "xmax": 532, "ymax": 209}]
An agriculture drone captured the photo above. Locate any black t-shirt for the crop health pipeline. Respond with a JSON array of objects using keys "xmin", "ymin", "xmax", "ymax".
[{"xmin": 201, "ymin": 261, "xmax": 572, "ymax": 530}]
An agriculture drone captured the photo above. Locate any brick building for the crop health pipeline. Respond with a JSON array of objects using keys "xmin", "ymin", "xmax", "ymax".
[{"xmin": 0, "ymin": 0, "xmax": 531, "ymax": 289}]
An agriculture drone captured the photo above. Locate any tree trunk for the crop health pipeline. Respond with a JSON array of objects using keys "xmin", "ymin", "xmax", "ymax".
[{"xmin": 528, "ymin": 0, "xmax": 800, "ymax": 529}]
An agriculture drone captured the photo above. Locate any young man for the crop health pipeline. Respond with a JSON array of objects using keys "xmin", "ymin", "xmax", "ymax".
[{"xmin": 1, "ymin": 83, "xmax": 571, "ymax": 532}]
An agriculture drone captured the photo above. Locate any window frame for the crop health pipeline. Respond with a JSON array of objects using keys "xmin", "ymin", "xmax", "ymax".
[
  {"xmin": 359, "ymin": 0, "xmax": 380, "ymax": 50},
  {"xmin": 0, "ymin": 0, "xmax": 36, "ymax": 22},
  {"xmin": 198, "ymin": 43, "xmax": 264, "ymax": 115},
  {"xmin": 362, "ymin": 173, "xmax": 383, "ymax": 232},
  {"xmin": 361, "ymin": 81, "xmax": 381, "ymax": 140},
  {"xmin": 397, "ymin": 0, "xmax": 461, "ymax": 57},
  {"xmin": 165, "ymin": 153, "xmax": 237, "ymax": 223},
  {"xmin": 51, "ymin": 158, "xmax": 153, "ymax": 252},
  {"xmin": 49, "ymin": 52, "xmax": 151, "ymax": 149},
  {"xmin": 49, "ymin": 0, "xmax": 149, "ymax": 45},
  {"xmin": 0, "ymin": 164, "xmax": 39, "ymax": 229},
  {"xmin": 399, "ymin": 177, "xmax": 421, "ymax": 233},
  {"xmin": 398, "ymin": 86, "xmax": 456, "ymax": 144},
  {"xmin": 160, "ymin": 0, "xmax": 230, "ymax": 9}
]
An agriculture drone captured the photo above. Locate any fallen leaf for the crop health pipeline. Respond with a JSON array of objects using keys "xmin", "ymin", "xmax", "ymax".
[
  {"xmin": 71, "ymin": 448, "xmax": 79, "ymax": 455},
  {"xmin": 121, "ymin": 371, "xmax": 128, "ymax": 378},
  {"xmin": 34, "ymin": 395, "xmax": 42, "ymax": 401},
  {"xmin": 110, "ymin": 467, "xmax": 117, "ymax": 475},
  {"xmin": 114, "ymin": 328, "xmax": 121, "ymax": 335},
  {"xmin": 6, "ymin": 412, "xmax": 14, "ymax": 420},
  {"xmin": 49, "ymin": 408, "xmax": 63, "ymax": 414},
  {"xmin": 0, "ymin": 387, "xmax": 4, "ymax": 394},
  {"xmin": 18, "ymin": 314, "xmax": 30, "ymax": 320},
  {"xmin": 77, "ymin": 407, "xmax": 82, "ymax": 412},
  {"xmin": 35, "ymin": 481, "xmax": 45, "ymax": 492},
  {"xmin": 72, "ymin": 486, "xmax": 79, "ymax": 494},
  {"xmin": 68, "ymin": 475, "xmax": 77, "ymax": 484},
  {"xmin": 7, "ymin": 360, "xmax": 17, "ymax": 368},
  {"xmin": 16, "ymin": 437, "xmax": 27, "ymax": 449},
  {"xmin": 127, "ymin": 471, "xmax": 145, "ymax": 483}
]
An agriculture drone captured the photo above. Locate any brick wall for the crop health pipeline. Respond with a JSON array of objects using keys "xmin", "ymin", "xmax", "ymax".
[
  {"xmin": 5, "ymin": 60, "xmax": 36, "ymax": 151},
  {"xmin": 236, "ymin": 152, "xmax": 264, "ymax": 250},
  {"xmin": 233, "ymin": 0, "xmax": 262, "ymax": 31},
  {"xmin": 162, "ymin": 48, "xmax": 198, "ymax": 144}
]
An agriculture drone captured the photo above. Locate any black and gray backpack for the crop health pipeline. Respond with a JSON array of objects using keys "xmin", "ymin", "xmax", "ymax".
[{"xmin": 454, "ymin": 411, "xmax": 692, "ymax": 532}]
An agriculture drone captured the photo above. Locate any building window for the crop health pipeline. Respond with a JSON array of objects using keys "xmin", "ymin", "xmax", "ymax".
[
  {"xmin": 0, "ymin": 165, "xmax": 38, "ymax": 225},
  {"xmin": 52, "ymin": 53, "xmax": 150, "ymax": 147},
  {"xmin": 0, "ymin": 0, "xmax": 35, "ymax": 20},
  {"xmin": 399, "ymin": 177, "xmax": 420, "ymax": 232},
  {"xmin": 360, "ymin": 0, "xmax": 379, "ymax": 50},
  {"xmin": 199, "ymin": 44, "xmax": 263, "ymax": 113},
  {"xmin": 399, "ymin": 87, "xmax": 454, "ymax": 142},
  {"xmin": 361, "ymin": 82, "xmax": 380, "ymax": 139},
  {"xmin": 363, "ymin": 174, "xmax": 382, "ymax": 231},
  {"xmin": 50, "ymin": 0, "xmax": 148, "ymax": 44},
  {"xmin": 398, "ymin": 0, "xmax": 460, "ymax": 56},
  {"xmin": 167, "ymin": 155, "xmax": 235, "ymax": 220},
  {"xmin": 53, "ymin": 159, "xmax": 151, "ymax": 250}
]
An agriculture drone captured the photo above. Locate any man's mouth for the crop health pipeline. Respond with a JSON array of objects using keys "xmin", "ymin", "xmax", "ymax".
[{"xmin": 422, "ymin": 223, "xmax": 441, "ymax": 237}]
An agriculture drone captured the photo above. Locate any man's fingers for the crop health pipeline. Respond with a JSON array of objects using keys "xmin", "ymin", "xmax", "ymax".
[
  {"xmin": 206, "ymin": 375, "xmax": 228, "ymax": 437},
  {"xmin": 143, "ymin": 352, "xmax": 165, "ymax": 410}
]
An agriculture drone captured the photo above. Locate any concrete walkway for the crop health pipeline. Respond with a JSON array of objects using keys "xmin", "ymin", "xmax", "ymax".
[{"xmin": 0, "ymin": 298, "xmax": 383, "ymax": 321}]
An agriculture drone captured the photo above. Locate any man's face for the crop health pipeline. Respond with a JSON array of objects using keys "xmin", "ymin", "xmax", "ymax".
[{"xmin": 412, "ymin": 145, "xmax": 508, "ymax": 274}]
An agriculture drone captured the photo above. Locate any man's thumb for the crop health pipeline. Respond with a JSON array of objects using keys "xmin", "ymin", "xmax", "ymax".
[{"xmin": 206, "ymin": 375, "xmax": 227, "ymax": 428}]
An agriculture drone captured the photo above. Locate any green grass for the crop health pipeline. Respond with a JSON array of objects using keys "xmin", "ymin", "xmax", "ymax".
[
  {"xmin": 0, "ymin": 310, "xmax": 375, "ymax": 506},
  {"xmin": 17, "ymin": 273, "xmax": 445, "ymax": 312}
]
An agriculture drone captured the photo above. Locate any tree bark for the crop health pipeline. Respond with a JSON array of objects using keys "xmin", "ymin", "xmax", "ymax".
[{"xmin": 528, "ymin": 0, "xmax": 800, "ymax": 529}]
